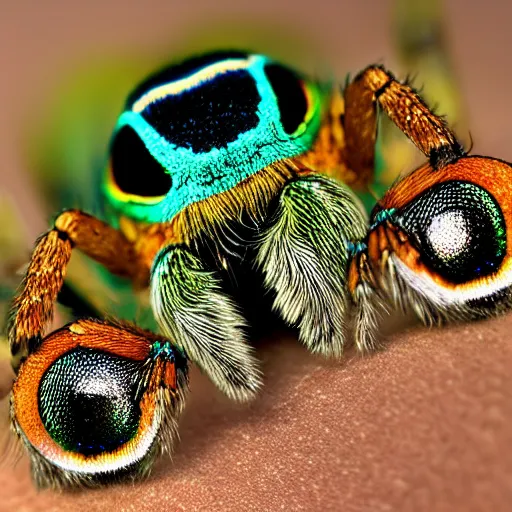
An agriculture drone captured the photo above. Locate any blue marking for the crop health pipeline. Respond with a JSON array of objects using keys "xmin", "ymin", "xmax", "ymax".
[
  {"xmin": 370, "ymin": 208, "xmax": 396, "ymax": 229},
  {"xmin": 150, "ymin": 340, "xmax": 176, "ymax": 362},
  {"xmin": 347, "ymin": 241, "xmax": 367, "ymax": 256}
]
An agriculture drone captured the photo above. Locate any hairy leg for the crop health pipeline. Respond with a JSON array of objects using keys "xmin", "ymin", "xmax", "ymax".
[
  {"xmin": 343, "ymin": 53, "xmax": 465, "ymax": 350},
  {"xmin": 8, "ymin": 210, "xmax": 146, "ymax": 368},
  {"xmin": 151, "ymin": 244, "xmax": 261, "ymax": 401},
  {"xmin": 256, "ymin": 174, "xmax": 367, "ymax": 356}
]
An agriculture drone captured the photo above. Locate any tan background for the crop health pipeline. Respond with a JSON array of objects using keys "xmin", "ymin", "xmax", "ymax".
[{"xmin": 1, "ymin": 1, "xmax": 512, "ymax": 510}]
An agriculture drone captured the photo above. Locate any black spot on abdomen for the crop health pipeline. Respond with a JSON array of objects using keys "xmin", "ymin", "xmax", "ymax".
[{"xmin": 140, "ymin": 69, "xmax": 261, "ymax": 154}]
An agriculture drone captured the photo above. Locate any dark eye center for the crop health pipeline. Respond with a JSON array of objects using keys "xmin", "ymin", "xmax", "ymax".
[
  {"xmin": 38, "ymin": 347, "xmax": 142, "ymax": 456},
  {"xmin": 110, "ymin": 126, "xmax": 172, "ymax": 197},
  {"xmin": 264, "ymin": 63, "xmax": 308, "ymax": 135},
  {"xmin": 398, "ymin": 181, "xmax": 506, "ymax": 283}
]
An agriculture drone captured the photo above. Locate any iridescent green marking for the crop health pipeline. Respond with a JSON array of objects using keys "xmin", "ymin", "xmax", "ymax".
[
  {"xmin": 370, "ymin": 207, "xmax": 397, "ymax": 229},
  {"xmin": 482, "ymin": 188, "xmax": 507, "ymax": 258},
  {"xmin": 104, "ymin": 54, "xmax": 326, "ymax": 223},
  {"xmin": 150, "ymin": 339, "xmax": 187, "ymax": 363}
]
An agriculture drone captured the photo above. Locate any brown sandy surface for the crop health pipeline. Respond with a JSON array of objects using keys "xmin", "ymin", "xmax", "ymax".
[{"xmin": 2, "ymin": 1, "xmax": 512, "ymax": 511}]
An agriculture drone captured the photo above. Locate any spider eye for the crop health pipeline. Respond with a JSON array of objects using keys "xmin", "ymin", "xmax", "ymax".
[
  {"xmin": 264, "ymin": 63, "xmax": 308, "ymax": 135},
  {"xmin": 39, "ymin": 347, "xmax": 142, "ymax": 456},
  {"xmin": 110, "ymin": 126, "xmax": 172, "ymax": 198},
  {"xmin": 365, "ymin": 157, "xmax": 512, "ymax": 321},
  {"xmin": 11, "ymin": 320, "xmax": 187, "ymax": 488},
  {"xmin": 398, "ymin": 181, "xmax": 506, "ymax": 283}
]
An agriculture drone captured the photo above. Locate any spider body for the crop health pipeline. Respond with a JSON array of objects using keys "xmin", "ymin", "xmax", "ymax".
[{"xmin": 8, "ymin": 50, "xmax": 512, "ymax": 488}]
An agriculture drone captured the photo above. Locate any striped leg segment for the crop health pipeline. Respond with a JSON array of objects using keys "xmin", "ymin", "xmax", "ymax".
[
  {"xmin": 8, "ymin": 210, "xmax": 142, "ymax": 369},
  {"xmin": 343, "ymin": 64, "xmax": 465, "ymax": 188}
]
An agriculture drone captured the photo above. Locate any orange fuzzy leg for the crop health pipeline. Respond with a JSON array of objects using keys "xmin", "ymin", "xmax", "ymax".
[
  {"xmin": 343, "ymin": 65, "xmax": 466, "ymax": 188},
  {"xmin": 8, "ymin": 210, "xmax": 148, "ymax": 368}
]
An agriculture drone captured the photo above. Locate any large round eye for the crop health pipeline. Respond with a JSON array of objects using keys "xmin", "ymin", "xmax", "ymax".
[
  {"xmin": 109, "ymin": 126, "xmax": 172, "ymax": 198},
  {"xmin": 11, "ymin": 320, "xmax": 187, "ymax": 488},
  {"xmin": 39, "ymin": 347, "xmax": 143, "ymax": 456},
  {"xmin": 397, "ymin": 181, "xmax": 506, "ymax": 283},
  {"xmin": 264, "ymin": 63, "xmax": 309, "ymax": 135}
]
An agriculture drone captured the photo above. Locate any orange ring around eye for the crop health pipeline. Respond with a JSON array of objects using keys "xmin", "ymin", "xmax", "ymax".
[
  {"xmin": 379, "ymin": 157, "xmax": 512, "ymax": 216},
  {"xmin": 376, "ymin": 156, "xmax": 512, "ymax": 294},
  {"xmin": 12, "ymin": 319, "xmax": 177, "ymax": 475}
]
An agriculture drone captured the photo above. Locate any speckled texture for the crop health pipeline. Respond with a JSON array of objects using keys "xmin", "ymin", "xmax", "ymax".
[{"xmin": 2, "ymin": 1, "xmax": 512, "ymax": 511}]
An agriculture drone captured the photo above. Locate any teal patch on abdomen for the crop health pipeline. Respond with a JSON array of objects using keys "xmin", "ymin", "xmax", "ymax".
[{"xmin": 104, "ymin": 54, "xmax": 325, "ymax": 224}]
